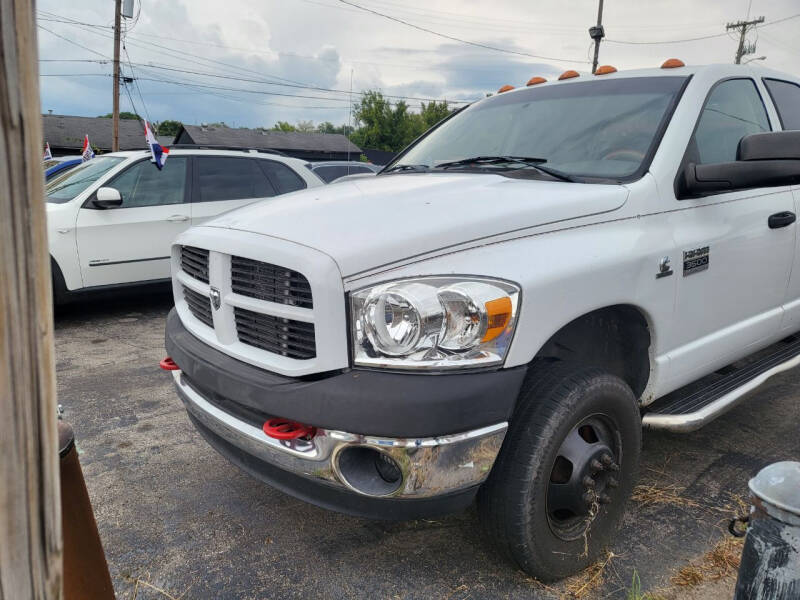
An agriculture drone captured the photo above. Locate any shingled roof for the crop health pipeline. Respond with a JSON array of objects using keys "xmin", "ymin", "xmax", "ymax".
[
  {"xmin": 42, "ymin": 114, "xmax": 146, "ymax": 152},
  {"xmin": 175, "ymin": 124, "xmax": 361, "ymax": 161}
]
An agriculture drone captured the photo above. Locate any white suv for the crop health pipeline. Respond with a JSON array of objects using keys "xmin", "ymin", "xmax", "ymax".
[{"xmin": 46, "ymin": 148, "xmax": 323, "ymax": 303}]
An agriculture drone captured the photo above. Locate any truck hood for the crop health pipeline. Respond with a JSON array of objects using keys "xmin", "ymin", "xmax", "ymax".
[{"xmin": 206, "ymin": 173, "xmax": 628, "ymax": 276}]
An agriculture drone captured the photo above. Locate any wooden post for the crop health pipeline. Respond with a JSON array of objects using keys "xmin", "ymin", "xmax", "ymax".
[{"xmin": 0, "ymin": 0, "xmax": 63, "ymax": 598}]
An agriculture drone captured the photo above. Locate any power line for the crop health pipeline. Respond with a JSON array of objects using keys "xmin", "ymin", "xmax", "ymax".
[
  {"xmin": 37, "ymin": 24, "xmax": 110, "ymax": 59},
  {"xmin": 606, "ymin": 12, "xmax": 800, "ymax": 45},
  {"xmin": 335, "ymin": 0, "xmax": 589, "ymax": 64}
]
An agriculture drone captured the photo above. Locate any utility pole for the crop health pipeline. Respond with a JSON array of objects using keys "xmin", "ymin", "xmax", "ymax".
[
  {"xmin": 726, "ymin": 16, "xmax": 764, "ymax": 64},
  {"xmin": 112, "ymin": 0, "xmax": 122, "ymax": 151},
  {"xmin": 589, "ymin": 0, "xmax": 605, "ymax": 74},
  {"xmin": 1, "ymin": 0, "xmax": 63, "ymax": 597}
]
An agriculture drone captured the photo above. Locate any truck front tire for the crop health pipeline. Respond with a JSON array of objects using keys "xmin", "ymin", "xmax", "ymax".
[{"xmin": 478, "ymin": 361, "xmax": 641, "ymax": 582}]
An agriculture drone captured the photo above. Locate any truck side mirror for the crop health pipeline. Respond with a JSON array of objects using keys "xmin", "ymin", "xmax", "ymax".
[
  {"xmin": 680, "ymin": 131, "xmax": 800, "ymax": 198},
  {"xmin": 93, "ymin": 187, "xmax": 123, "ymax": 209}
]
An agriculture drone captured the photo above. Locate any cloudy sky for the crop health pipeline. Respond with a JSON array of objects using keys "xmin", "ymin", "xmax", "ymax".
[{"xmin": 37, "ymin": 0, "xmax": 800, "ymax": 129}]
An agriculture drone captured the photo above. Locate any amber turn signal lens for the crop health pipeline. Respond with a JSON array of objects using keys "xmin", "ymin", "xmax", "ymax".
[
  {"xmin": 482, "ymin": 297, "xmax": 513, "ymax": 343},
  {"xmin": 526, "ymin": 76, "xmax": 547, "ymax": 86},
  {"xmin": 595, "ymin": 65, "xmax": 617, "ymax": 75},
  {"xmin": 558, "ymin": 70, "xmax": 580, "ymax": 80},
  {"xmin": 497, "ymin": 84, "xmax": 515, "ymax": 93},
  {"xmin": 661, "ymin": 58, "xmax": 685, "ymax": 69}
]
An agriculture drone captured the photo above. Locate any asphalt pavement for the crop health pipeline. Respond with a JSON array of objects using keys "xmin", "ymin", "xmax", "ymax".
[{"xmin": 54, "ymin": 291, "xmax": 800, "ymax": 599}]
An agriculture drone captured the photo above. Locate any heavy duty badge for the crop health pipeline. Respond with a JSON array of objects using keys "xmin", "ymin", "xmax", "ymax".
[{"xmin": 683, "ymin": 246, "xmax": 709, "ymax": 276}]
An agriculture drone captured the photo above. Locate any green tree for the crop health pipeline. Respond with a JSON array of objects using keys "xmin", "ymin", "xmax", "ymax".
[
  {"xmin": 419, "ymin": 101, "xmax": 452, "ymax": 129},
  {"xmin": 316, "ymin": 121, "xmax": 349, "ymax": 135},
  {"xmin": 99, "ymin": 111, "xmax": 140, "ymax": 120},
  {"xmin": 295, "ymin": 120, "xmax": 315, "ymax": 133},
  {"xmin": 154, "ymin": 119, "xmax": 183, "ymax": 137},
  {"xmin": 272, "ymin": 121, "xmax": 296, "ymax": 132},
  {"xmin": 349, "ymin": 91, "xmax": 453, "ymax": 152}
]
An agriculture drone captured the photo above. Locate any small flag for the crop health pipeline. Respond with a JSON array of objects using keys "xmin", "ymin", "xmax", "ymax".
[
  {"xmin": 81, "ymin": 135, "xmax": 95, "ymax": 162},
  {"xmin": 43, "ymin": 142, "xmax": 53, "ymax": 161},
  {"xmin": 144, "ymin": 121, "xmax": 169, "ymax": 170}
]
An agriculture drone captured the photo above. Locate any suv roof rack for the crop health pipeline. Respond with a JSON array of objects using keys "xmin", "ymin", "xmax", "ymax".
[{"xmin": 166, "ymin": 144, "xmax": 288, "ymax": 157}]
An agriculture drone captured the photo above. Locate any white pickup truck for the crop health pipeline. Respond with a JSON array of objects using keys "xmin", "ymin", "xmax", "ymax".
[{"xmin": 164, "ymin": 62, "xmax": 800, "ymax": 580}]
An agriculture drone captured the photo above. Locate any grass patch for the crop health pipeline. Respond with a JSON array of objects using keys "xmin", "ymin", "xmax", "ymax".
[
  {"xmin": 671, "ymin": 537, "xmax": 744, "ymax": 587},
  {"xmin": 626, "ymin": 570, "xmax": 666, "ymax": 600},
  {"xmin": 563, "ymin": 551, "xmax": 616, "ymax": 598},
  {"xmin": 631, "ymin": 483, "xmax": 702, "ymax": 509}
]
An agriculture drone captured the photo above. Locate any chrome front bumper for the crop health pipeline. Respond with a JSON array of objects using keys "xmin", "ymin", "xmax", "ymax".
[{"xmin": 173, "ymin": 371, "xmax": 508, "ymax": 499}]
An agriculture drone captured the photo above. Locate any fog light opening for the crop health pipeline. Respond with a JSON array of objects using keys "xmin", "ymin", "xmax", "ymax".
[{"xmin": 336, "ymin": 446, "xmax": 403, "ymax": 496}]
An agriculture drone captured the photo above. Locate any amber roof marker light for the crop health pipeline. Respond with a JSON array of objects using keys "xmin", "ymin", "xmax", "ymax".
[
  {"xmin": 526, "ymin": 76, "xmax": 547, "ymax": 86},
  {"xmin": 661, "ymin": 58, "xmax": 685, "ymax": 69},
  {"xmin": 558, "ymin": 70, "xmax": 580, "ymax": 80},
  {"xmin": 497, "ymin": 84, "xmax": 515, "ymax": 93},
  {"xmin": 594, "ymin": 65, "xmax": 617, "ymax": 75}
]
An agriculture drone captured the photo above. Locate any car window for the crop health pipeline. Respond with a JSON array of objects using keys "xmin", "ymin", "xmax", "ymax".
[
  {"xmin": 259, "ymin": 160, "xmax": 307, "ymax": 193},
  {"xmin": 313, "ymin": 165, "xmax": 348, "ymax": 183},
  {"xmin": 689, "ymin": 79, "xmax": 770, "ymax": 165},
  {"xmin": 763, "ymin": 78, "xmax": 800, "ymax": 130},
  {"xmin": 46, "ymin": 156, "xmax": 126, "ymax": 203},
  {"xmin": 108, "ymin": 157, "xmax": 188, "ymax": 208},
  {"xmin": 196, "ymin": 157, "xmax": 276, "ymax": 202}
]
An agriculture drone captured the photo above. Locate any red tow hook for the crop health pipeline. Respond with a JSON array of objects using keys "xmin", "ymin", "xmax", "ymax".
[
  {"xmin": 159, "ymin": 357, "xmax": 180, "ymax": 371},
  {"xmin": 262, "ymin": 418, "xmax": 316, "ymax": 440}
]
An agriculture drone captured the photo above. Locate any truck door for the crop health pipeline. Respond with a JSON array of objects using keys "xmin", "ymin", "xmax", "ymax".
[
  {"xmin": 761, "ymin": 77, "xmax": 800, "ymax": 333},
  {"xmin": 663, "ymin": 77, "xmax": 795, "ymax": 390}
]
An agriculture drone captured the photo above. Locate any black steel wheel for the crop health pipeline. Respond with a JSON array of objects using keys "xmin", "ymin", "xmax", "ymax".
[{"xmin": 478, "ymin": 361, "xmax": 641, "ymax": 582}]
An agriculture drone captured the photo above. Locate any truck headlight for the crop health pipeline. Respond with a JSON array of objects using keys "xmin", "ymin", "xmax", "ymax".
[{"xmin": 350, "ymin": 277, "xmax": 520, "ymax": 370}]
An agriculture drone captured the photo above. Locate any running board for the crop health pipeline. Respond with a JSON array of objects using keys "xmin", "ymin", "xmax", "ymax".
[{"xmin": 643, "ymin": 337, "xmax": 800, "ymax": 432}]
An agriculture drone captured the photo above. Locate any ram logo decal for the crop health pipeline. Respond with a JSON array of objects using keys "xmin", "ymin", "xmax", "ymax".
[{"xmin": 683, "ymin": 246, "xmax": 709, "ymax": 276}]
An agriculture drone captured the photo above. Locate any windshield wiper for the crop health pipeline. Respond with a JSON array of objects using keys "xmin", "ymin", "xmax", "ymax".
[
  {"xmin": 525, "ymin": 163, "xmax": 578, "ymax": 183},
  {"xmin": 435, "ymin": 155, "xmax": 548, "ymax": 169},
  {"xmin": 436, "ymin": 155, "xmax": 578, "ymax": 182},
  {"xmin": 382, "ymin": 163, "xmax": 430, "ymax": 174}
]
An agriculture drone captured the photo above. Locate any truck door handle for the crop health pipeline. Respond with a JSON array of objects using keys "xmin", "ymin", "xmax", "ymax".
[
  {"xmin": 167, "ymin": 214, "xmax": 189, "ymax": 222},
  {"xmin": 768, "ymin": 212, "xmax": 796, "ymax": 229}
]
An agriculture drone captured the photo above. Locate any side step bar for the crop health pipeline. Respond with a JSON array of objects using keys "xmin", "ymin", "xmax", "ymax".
[{"xmin": 643, "ymin": 337, "xmax": 800, "ymax": 432}]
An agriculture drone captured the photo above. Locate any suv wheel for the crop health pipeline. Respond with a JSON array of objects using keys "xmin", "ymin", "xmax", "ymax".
[{"xmin": 478, "ymin": 361, "xmax": 641, "ymax": 582}]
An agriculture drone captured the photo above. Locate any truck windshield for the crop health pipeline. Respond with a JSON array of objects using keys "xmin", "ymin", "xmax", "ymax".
[
  {"xmin": 46, "ymin": 156, "xmax": 125, "ymax": 203},
  {"xmin": 390, "ymin": 76, "xmax": 688, "ymax": 181}
]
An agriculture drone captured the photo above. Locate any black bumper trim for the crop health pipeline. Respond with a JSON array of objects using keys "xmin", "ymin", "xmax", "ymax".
[
  {"xmin": 166, "ymin": 308, "xmax": 526, "ymax": 438},
  {"xmin": 188, "ymin": 412, "xmax": 479, "ymax": 520}
]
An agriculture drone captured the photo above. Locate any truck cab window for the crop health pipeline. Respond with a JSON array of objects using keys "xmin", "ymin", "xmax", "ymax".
[
  {"xmin": 763, "ymin": 78, "xmax": 800, "ymax": 130},
  {"xmin": 689, "ymin": 79, "xmax": 770, "ymax": 165}
]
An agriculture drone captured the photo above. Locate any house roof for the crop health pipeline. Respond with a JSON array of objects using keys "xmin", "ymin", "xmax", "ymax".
[
  {"xmin": 42, "ymin": 114, "xmax": 146, "ymax": 151},
  {"xmin": 177, "ymin": 125, "xmax": 361, "ymax": 154}
]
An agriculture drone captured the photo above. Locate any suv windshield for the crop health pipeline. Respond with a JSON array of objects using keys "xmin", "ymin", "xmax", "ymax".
[
  {"xmin": 46, "ymin": 156, "xmax": 125, "ymax": 203},
  {"xmin": 390, "ymin": 76, "xmax": 688, "ymax": 180}
]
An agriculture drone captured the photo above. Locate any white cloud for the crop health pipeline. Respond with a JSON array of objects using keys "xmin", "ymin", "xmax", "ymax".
[{"xmin": 37, "ymin": 0, "xmax": 800, "ymax": 128}]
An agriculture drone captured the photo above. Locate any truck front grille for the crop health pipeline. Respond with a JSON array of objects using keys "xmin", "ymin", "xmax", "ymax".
[
  {"xmin": 183, "ymin": 285, "xmax": 213, "ymax": 327},
  {"xmin": 181, "ymin": 246, "xmax": 209, "ymax": 283},
  {"xmin": 234, "ymin": 307, "xmax": 316, "ymax": 359},
  {"xmin": 231, "ymin": 256, "xmax": 313, "ymax": 308}
]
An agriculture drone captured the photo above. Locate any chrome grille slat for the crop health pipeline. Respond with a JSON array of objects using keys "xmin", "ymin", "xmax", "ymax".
[
  {"xmin": 181, "ymin": 246, "xmax": 209, "ymax": 283},
  {"xmin": 231, "ymin": 255, "xmax": 313, "ymax": 308},
  {"xmin": 183, "ymin": 285, "xmax": 213, "ymax": 327},
  {"xmin": 234, "ymin": 307, "xmax": 316, "ymax": 359}
]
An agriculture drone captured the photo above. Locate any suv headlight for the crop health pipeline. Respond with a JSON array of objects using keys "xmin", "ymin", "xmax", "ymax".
[{"xmin": 350, "ymin": 277, "xmax": 520, "ymax": 370}]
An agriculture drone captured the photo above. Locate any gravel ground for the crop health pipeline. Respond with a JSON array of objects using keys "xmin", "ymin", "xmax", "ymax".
[{"xmin": 54, "ymin": 291, "xmax": 800, "ymax": 599}]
